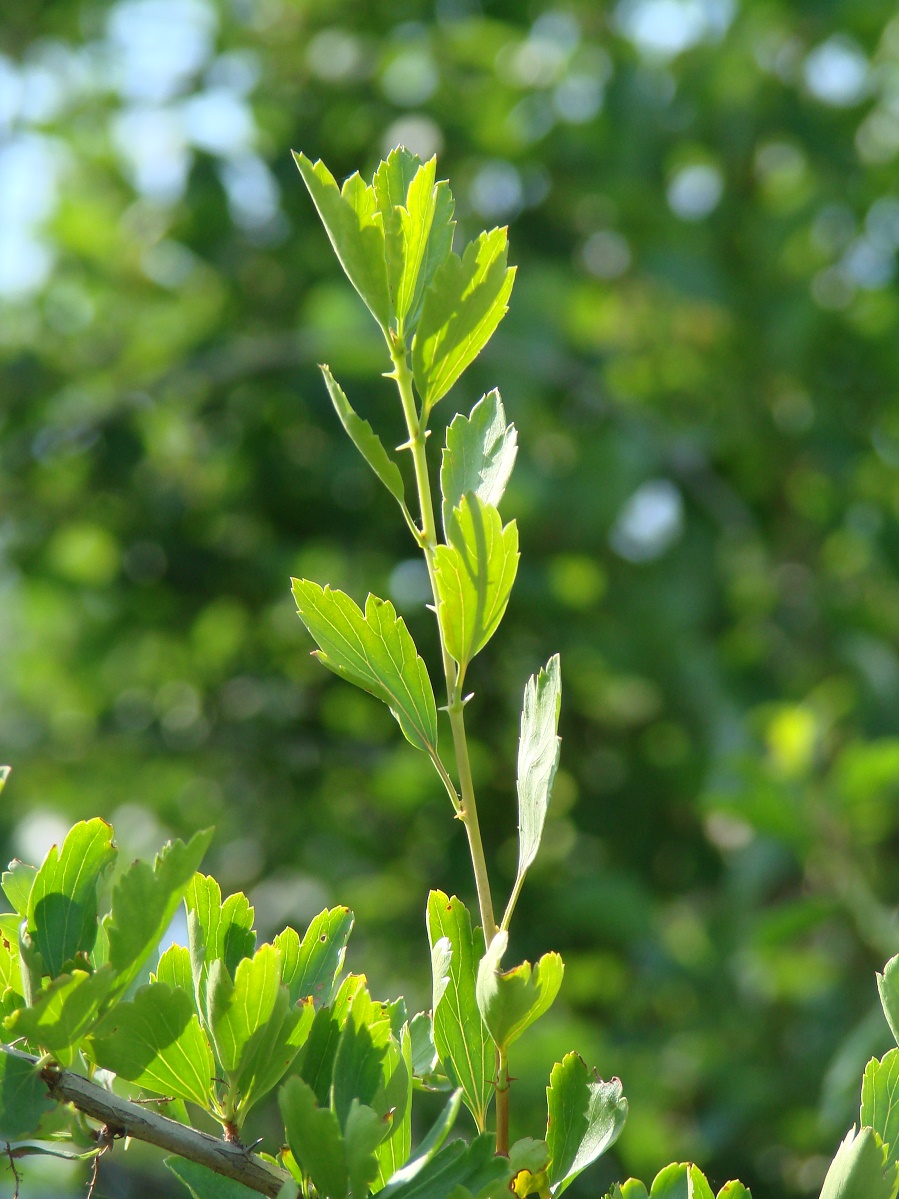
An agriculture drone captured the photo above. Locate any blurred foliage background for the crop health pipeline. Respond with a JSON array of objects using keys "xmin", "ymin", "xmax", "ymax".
[{"xmin": 4, "ymin": 0, "xmax": 899, "ymax": 1195}]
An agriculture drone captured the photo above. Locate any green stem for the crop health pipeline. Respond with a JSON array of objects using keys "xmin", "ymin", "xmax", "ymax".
[
  {"xmin": 389, "ymin": 340, "xmax": 498, "ymax": 946},
  {"xmin": 495, "ymin": 1050, "xmax": 510, "ymax": 1157}
]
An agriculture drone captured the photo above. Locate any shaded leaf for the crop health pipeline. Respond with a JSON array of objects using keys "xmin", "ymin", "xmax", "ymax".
[
  {"xmin": 426, "ymin": 891, "xmax": 493, "ymax": 1130},
  {"xmin": 293, "ymin": 152, "xmax": 390, "ymax": 332},
  {"xmin": 345, "ymin": 1099, "xmax": 387, "ymax": 1199},
  {"xmin": 0, "ymin": 1047, "xmax": 55, "ymax": 1141},
  {"xmin": 280, "ymin": 1074, "xmax": 348, "ymax": 1199},
  {"xmin": 440, "ymin": 391, "xmax": 517, "ymax": 538},
  {"xmin": 292, "ymin": 581, "xmax": 437, "ymax": 754},
  {"xmin": 476, "ymin": 931, "xmax": 563, "ymax": 1054},
  {"xmin": 90, "ymin": 981, "xmax": 215, "ymax": 1110},
  {"xmin": 165, "ymin": 1157, "xmax": 260, "ymax": 1199},
  {"xmin": 5, "ymin": 968, "xmax": 114, "ymax": 1066},
  {"xmin": 545, "ymin": 1053, "xmax": 627, "ymax": 1196},
  {"xmin": 380, "ymin": 1132, "xmax": 510, "ymax": 1199},
  {"xmin": 27, "ymin": 819, "xmax": 117, "ymax": 978},
  {"xmin": 332, "ymin": 987, "xmax": 392, "ymax": 1130},
  {"xmin": 412, "ymin": 227, "xmax": 515, "ymax": 412},
  {"xmin": 374, "ymin": 1024, "xmax": 413, "ymax": 1187},
  {"xmin": 619, "ymin": 1183, "xmax": 650, "ymax": 1199},
  {"xmin": 296, "ymin": 973, "xmax": 367, "ymax": 1107},
  {"xmin": 434, "ymin": 494, "xmax": 518, "ymax": 675},
  {"xmin": 2, "ymin": 860, "xmax": 38, "ymax": 918},
  {"xmin": 276, "ymin": 905, "xmax": 354, "ymax": 1008},
  {"xmin": 320, "ymin": 366, "xmax": 407, "ymax": 508},
  {"xmin": 104, "ymin": 829, "xmax": 213, "ymax": 1003},
  {"xmin": 878, "ymin": 956, "xmax": 899, "ymax": 1048}
]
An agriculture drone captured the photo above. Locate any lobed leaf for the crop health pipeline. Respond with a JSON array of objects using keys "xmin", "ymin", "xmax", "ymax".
[
  {"xmin": 426, "ymin": 891, "xmax": 493, "ymax": 1131},
  {"xmin": 374, "ymin": 1024, "xmax": 413, "ymax": 1188},
  {"xmin": 434, "ymin": 494, "xmax": 519, "ymax": 676},
  {"xmin": 440, "ymin": 390, "xmax": 517, "ymax": 538},
  {"xmin": 276, "ymin": 905, "xmax": 354, "ymax": 1009},
  {"xmin": 320, "ymin": 366, "xmax": 407, "ymax": 508},
  {"xmin": 2, "ymin": 860, "xmax": 38, "ymax": 918},
  {"xmin": 546, "ymin": 1053, "xmax": 628, "ymax": 1196},
  {"xmin": 90, "ymin": 981, "xmax": 216, "ymax": 1110},
  {"xmin": 475, "ymin": 930, "xmax": 563, "ymax": 1054},
  {"xmin": 345, "ymin": 1099, "xmax": 388, "ymax": 1199},
  {"xmin": 412, "ymin": 226, "xmax": 515, "ymax": 413},
  {"xmin": 153, "ymin": 944, "xmax": 194, "ymax": 994},
  {"xmin": 878, "ymin": 955, "xmax": 899, "ymax": 1048},
  {"xmin": 292, "ymin": 581, "xmax": 438, "ymax": 754},
  {"xmin": 818, "ymin": 1127, "xmax": 898, "ymax": 1199},
  {"xmin": 5, "ymin": 968, "xmax": 115, "ymax": 1066},
  {"xmin": 293, "ymin": 152, "xmax": 391, "ymax": 332},
  {"xmin": 0, "ymin": 1047, "xmax": 55, "ymax": 1141},
  {"xmin": 380, "ymin": 1132, "xmax": 511, "ymax": 1199},
  {"xmin": 104, "ymin": 829, "xmax": 213, "ymax": 1004},
  {"xmin": 861, "ymin": 1050, "xmax": 899, "ymax": 1163},
  {"xmin": 280, "ymin": 1074, "xmax": 349, "ymax": 1199},
  {"xmin": 27, "ymin": 819, "xmax": 117, "ymax": 978}
]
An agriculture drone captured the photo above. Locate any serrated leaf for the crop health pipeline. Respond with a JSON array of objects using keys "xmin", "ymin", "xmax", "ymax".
[
  {"xmin": 186, "ymin": 873, "xmax": 256, "ymax": 1026},
  {"xmin": 374, "ymin": 1024, "xmax": 413, "ymax": 1187},
  {"xmin": 104, "ymin": 829, "xmax": 213, "ymax": 1004},
  {"xmin": 27, "ymin": 819, "xmax": 117, "ymax": 978},
  {"xmin": 5, "ymin": 968, "xmax": 114, "ymax": 1066},
  {"xmin": 89, "ymin": 981, "xmax": 215, "ymax": 1109},
  {"xmin": 426, "ymin": 891, "xmax": 493, "ymax": 1131},
  {"xmin": 294, "ymin": 152, "xmax": 390, "ymax": 332},
  {"xmin": 280, "ymin": 1074, "xmax": 349, "ymax": 1199},
  {"xmin": 381, "ymin": 1133, "xmax": 511, "ymax": 1199},
  {"xmin": 375, "ymin": 150, "xmax": 455, "ymax": 335},
  {"xmin": 320, "ymin": 366, "xmax": 407, "ymax": 508},
  {"xmin": 383, "ymin": 1088, "xmax": 462, "ymax": 1197},
  {"xmin": 0, "ymin": 915, "xmax": 21, "ymax": 1000},
  {"xmin": 819, "ymin": 1127, "xmax": 898, "ymax": 1199},
  {"xmin": 545, "ymin": 1053, "xmax": 627, "ymax": 1195},
  {"xmin": 296, "ymin": 974, "xmax": 367, "ymax": 1107},
  {"xmin": 0, "ymin": 1047, "xmax": 55, "ymax": 1140},
  {"xmin": 878, "ymin": 956, "xmax": 899, "ymax": 1048},
  {"xmin": 345, "ymin": 1099, "xmax": 388, "ymax": 1199},
  {"xmin": 276, "ymin": 905, "xmax": 354, "ymax": 1009},
  {"xmin": 332, "ymin": 987, "xmax": 393, "ymax": 1130},
  {"xmin": 440, "ymin": 391, "xmax": 517, "ymax": 538},
  {"xmin": 292, "ymin": 581, "xmax": 438, "ymax": 754},
  {"xmin": 506, "ymin": 656, "xmax": 562, "ymax": 923},
  {"xmin": 2, "ymin": 859, "xmax": 38, "ymax": 917},
  {"xmin": 153, "ymin": 944, "xmax": 194, "ymax": 994},
  {"xmin": 434, "ymin": 494, "xmax": 519, "ymax": 676},
  {"xmin": 209, "ymin": 943, "xmax": 314, "ymax": 1114},
  {"xmin": 164, "ymin": 1157, "xmax": 260, "ymax": 1199},
  {"xmin": 412, "ymin": 227, "xmax": 515, "ymax": 413},
  {"xmin": 862, "ymin": 1050, "xmax": 899, "ymax": 1162},
  {"xmin": 476, "ymin": 931, "xmax": 563, "ymax": 1055}
]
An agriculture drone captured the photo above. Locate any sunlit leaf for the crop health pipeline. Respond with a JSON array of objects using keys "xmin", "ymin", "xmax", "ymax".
[
  {"xmin": 2, "ymin": 860, "xmax": 38, "ymax": 918},
  {"xmin": 27, "ymin": 819, "xmax": 116, "ymax": 978},
  {"xmin": 293, "ymin": 152, "xmax": 391, "ymax": 333},
  {"xmin": 440, "ymin": 390, "xmax": 517, "ymax": 539},
  {"xmin": 153, "ymin": 944, "xmax": 194, "ymax": 994},
  {"xmin": 475, "ymin": 930, "xmax": 563, "ymax": 1054},
  {"xmin": 276, "ymin": 905, "xmax": 354, "ymax": 1008},
  {"xmin": 862, "ymin": 1050, "xmax": 899, "ymax": 1162},
  {"xmin": 280, "ymin": 1074, "xmax": 349, "ymax": 1199},
  {"xmin": 878, "ymin": 955, "xmax": 899, "ymax": 1048},
  {"xmin": 5, "ymin": 968, "xmax": 114, "ymax": 1066},
  {"xmin": 545, "ymin": 1053, "xmax": 627, "ymax": 1196},
  {"xmin": 434, "ymin": 494, "xmax": 519, "ymax": 676},
  {"xmin": 818, "ymin": 1128, "xmax": 898, "ymax": 1199},
  {"xmin": 426, "ymin": 891, "xmax": 492, "ymax": 1131},
  {"xmin": 292, "ymin": 581, "xmax": 438, "ymax": 754},
  {"xmin": 320, "ymin": 366, "xmax": 407, "ymax": 507},
  {"xmin": 412, "ymin": 227, "xmax": 515, "ymax": 413},
  {"xmin": 380, "ymin": 1132, "xmax": 510, "ymax": 1199}
]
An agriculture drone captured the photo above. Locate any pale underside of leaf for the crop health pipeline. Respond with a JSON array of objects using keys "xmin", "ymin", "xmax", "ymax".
[
  {"xmin": 440, "ymin": 389, "xmax": 517, "ymax": 538},
  {"xmin": 320, "ymin": 365, "xmax": 406, "ymax": 506}
]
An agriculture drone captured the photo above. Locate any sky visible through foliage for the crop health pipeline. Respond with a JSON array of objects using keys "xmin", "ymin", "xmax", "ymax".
[{"xmin": 4, "ymin": 0, "xmax": 899, "ymax": 1195}]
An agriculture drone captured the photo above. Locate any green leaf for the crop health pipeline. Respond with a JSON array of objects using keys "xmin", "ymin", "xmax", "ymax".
[
  {"xmin": 509, "ymin": 655, "xmax": 562, "ymax": 913},
  {"xmin": 863, "ymin": 1050, "xmax": 899, "ymax": 1162},
  {"xmin": 375, "ymin": 150, "xmax": 455, "ymax": 334},
  {"xmin": 280, "ymin": 1074, "xmax": 349, "ymax": 1199},
  {"xmin": 5, "ymin": 968, "xmax": 114, "ymax": 1065},
  {"xmin": 715, "ymin": 1184, "xmax": 752, "ymax": 1198},
  {"xmin": 27, "ymin": 819, "xmax": 117, "ymax": 978},
  {"xmin": 819, "ymin": 1127, "xmax": 899, "ymax": 1199},
  {"xmin": 545, "ymin": 1053, "xmax": 627, "ymax": 1195},
  {"xmin": 409, "ymin": 1011, "xmax": 439, "ymax": 1079},
  {"xmin": 383, "ymin": 1088, "xmax": 463, "ymax": 1197},
  {"xmin": 296, "ymin": 973, "xmax": 367, "ymax": 1106},
  {"xmin": 186, "ymin": 873, "xmax": 256, "ymax": 980},
  {"xmin": 652, "ymin": 1170, "xmax": 714, "ymax": 1199},
  {"xmin": 89, "ymin": 981, "xmax": 216, "ymax": 1110},
  {"xmin": 276, "ymin": 905, "xmax": 354, "ymax": 1008},
  {"xmin": 320, "ymin": 366, "xmax": 408, "ymax": 509},
  {"xmin": 878, "ymin": 956, "xmax": 899, "ymax": 1048},
  {"xmin": 434, "ymin": 494, "xmax": 519, "ymax": 676},
  {"xmin": 345, "ymin": 1099, "xmax": 388, "ymax": 1199},
  {"xmin": 619, "ymin": 1183, "xmax": 650, "ymax": 1199},
  {"xmin": 2, "ymin": 860, "xmax": 38, "ymax": 917},
  {"xmin": 293, "ymin": 152, "xmax": 391, "ymax": 333},
  {"xmin": 0, "ymin": 915, "xmax": 21, "ymax": 1002},
  {"xmin": 104, "ymin": 829, "xmax": 213, "ymax": 1003},
  {"xmin": 153, "ymin": 944, "xmax": 194, "ymax": 994},
  {"xmin": 426, "ymin": 891, "xmax": 493, "ymax": 1131},
  {"xmin": 475, "ymin": 931, "xmax": 563, "ymax": 1054},
  {"xmin": 0, "ymin": 1047, "xmax": 55, "ymax": 1141},
  {"xmin": 381, "ymin": 1133, "xmax": 511, "ymax": 1199},
  {"xmin": 440, "ymin": 391, "xmax": 517, "ymax": 538},
  {"xmin": 292, "ymin": 581, "xmax": 438, "ymax": 754},
  {"xmin": 412, "ymin": 226, "xmax": 516, "ymax": 413},
  {"xmin": 165, "ymin": 1157, "xmax": 260, "ymax": 1199},
  {"xmin": 332, "ymin": 988, "xmax": 392, "ymax": 1130},
  {"xmin": 374, "ymin": 1024, "xmax": 413, "ymax": 1188}
]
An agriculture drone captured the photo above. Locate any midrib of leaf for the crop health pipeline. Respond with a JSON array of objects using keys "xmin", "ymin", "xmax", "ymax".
[
  {"xmin": 432, "ymin": 910, "xmax": 488, "ymax": 1125},
  {"xmin": 134, "ymin": 1001, "xmax": 210, "ymax": 1103}
]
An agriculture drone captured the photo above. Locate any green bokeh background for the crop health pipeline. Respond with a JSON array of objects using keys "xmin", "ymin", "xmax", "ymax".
[{"xmin": 4, "ymin": 0, "xmax": 899, "ymax": 1194}]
